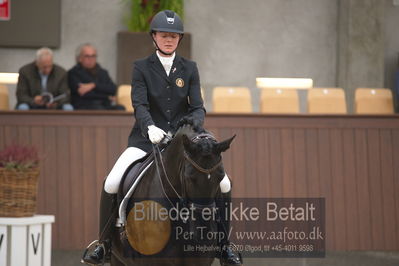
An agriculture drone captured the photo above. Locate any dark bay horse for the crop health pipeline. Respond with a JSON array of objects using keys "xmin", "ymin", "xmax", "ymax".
[{"xmin": 111, "ymin": 125, "xmax": 235, "ymax": 266}]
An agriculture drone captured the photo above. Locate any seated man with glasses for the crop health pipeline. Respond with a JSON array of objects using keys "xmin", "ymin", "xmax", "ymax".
[{"xmin": 68, "ymin": 43, "xmax": 125, "ymax": 110}]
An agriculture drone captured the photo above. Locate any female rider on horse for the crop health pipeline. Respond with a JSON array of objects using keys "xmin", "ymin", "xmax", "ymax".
[{"xmin": 82, "ymin": 10, "xmax": 242, "ymax": 266}]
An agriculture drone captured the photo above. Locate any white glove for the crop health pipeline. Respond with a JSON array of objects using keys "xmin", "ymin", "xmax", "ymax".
[{"xmin": 147, "ymin": 125, "xmax": 166, "ymax": 144}]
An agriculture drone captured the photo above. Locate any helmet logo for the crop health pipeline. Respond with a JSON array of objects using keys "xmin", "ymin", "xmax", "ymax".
[{"xmin": 166, "ymin": 17, "xmax": 175, "ymax": 24}]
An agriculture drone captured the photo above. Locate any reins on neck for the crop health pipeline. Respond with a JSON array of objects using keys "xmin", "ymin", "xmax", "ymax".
[{"xmin": 152, "ymin": 144, "xmax": 183, "ymax": 208}]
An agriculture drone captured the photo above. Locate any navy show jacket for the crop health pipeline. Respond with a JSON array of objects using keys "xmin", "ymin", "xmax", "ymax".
[{"xmin": 128, "ymin": 53, "xmax": 206, "ymax": 152}]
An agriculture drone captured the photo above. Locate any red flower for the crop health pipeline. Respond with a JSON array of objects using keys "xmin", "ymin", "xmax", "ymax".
[{"xmin": 0, "ymin": 144, "xmax": 39, "ymax": 170}]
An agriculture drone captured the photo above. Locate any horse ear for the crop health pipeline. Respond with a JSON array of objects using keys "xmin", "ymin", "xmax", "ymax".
[
  {"xmin": 215, "ymin": 135, "xmax": 236, "ymax": 153},
  {"xmin": 182, "ymin": 134, "xmax": 196, "ymax": 154}
]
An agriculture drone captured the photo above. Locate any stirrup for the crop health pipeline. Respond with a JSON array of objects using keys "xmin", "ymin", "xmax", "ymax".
[
  {"xmin": 220, "ymin": 242, "xmax": 243, "ymax": 266},
  {"xmin": 81, "ymin": 240, "xmax": 105, "ymax": 265}
]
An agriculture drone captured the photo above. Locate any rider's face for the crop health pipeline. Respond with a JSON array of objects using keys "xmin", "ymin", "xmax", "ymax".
[{"xmin": 153, "ymin": 32, "xmax": 180, "ymax": 56}]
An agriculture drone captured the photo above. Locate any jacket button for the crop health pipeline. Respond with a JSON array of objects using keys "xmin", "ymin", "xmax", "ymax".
[
  {"xmin": 166, "ymin": 110, "xmax": 170, "ymax": 113},
  {"xmin": 166, "ymin": 86, "xmax": 170, "ymax": 89},
  {"xmin": 167, "ymin": 122, "xmax": 170, "ymax": 125},
  {"xmin": 167, "ymin": 98, "xmax": 171, "ymax": 101}
]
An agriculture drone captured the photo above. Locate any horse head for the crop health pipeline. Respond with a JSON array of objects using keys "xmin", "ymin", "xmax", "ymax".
[{"xmin": 177, "ymin": 126, "xmax": 235, "ymax": 205}]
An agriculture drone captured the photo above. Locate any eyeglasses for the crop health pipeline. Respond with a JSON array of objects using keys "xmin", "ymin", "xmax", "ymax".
[{"xmin": 82, "ymin": 54, "xmax": 97, "ymax": 59}]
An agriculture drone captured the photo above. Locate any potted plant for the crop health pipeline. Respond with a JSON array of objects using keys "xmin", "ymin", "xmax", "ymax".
[
  {"xmin": 0, "ymin": 144, "xmax": 40, "ymax": 217},
  {"xmin": 123, "ymin": 0, "xmax": 184, "ymax": 32},
  {"xmin": 117, "ymin": 0, "xmax": 191, "ymax": 85}
]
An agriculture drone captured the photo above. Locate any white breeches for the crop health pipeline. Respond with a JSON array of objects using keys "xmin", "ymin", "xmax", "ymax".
[
  {"xmin": 104, "ymin": 147, "xmax": 232, "ymax": 194},
  {"xmin": 220, "ymin": 174, "xmax": 231, "ymax": 193},
  {"xmin": 104, "ymin": 147, "xmax": 147, "ymax": 194}
]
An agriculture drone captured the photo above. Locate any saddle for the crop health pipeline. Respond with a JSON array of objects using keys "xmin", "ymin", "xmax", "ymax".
[
  {"xmin": 117, "ymin": 137, "xmax": 172, "ymax": 225},
  {"xmin": 117, "ymin": 151, "xmax": 154, "ymax": 207},
  {"xmin": 116, "ymin": 148, "xmax": 159, "ymax": 225}
]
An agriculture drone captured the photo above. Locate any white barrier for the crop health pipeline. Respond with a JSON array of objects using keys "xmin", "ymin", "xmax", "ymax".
[{"xmin": 0, "ymin": 215, "xmax": 55, "ymax": 266}]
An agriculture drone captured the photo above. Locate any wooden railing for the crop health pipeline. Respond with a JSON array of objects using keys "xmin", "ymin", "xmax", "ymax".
[{"xmin": 1, "ymin": 111, "xmax": 398, "ymax": 251}]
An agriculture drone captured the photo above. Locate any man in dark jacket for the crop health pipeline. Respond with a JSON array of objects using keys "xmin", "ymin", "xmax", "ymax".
[
  {"xmin": 68, "ymin": 43, "xmax": 124, "ymax": 110},
  {"xmin": 16, "ymin": 47, "xmax": 73, "ymax": 110}
]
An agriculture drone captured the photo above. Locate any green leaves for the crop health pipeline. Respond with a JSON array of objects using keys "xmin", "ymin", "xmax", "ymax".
[{"xmin": 122, "ymin": 0, "xmax": 184, "ymax": 32}]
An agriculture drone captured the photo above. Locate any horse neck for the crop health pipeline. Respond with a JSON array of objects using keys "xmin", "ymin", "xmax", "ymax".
[
  {"xmin": 161, "ymin": 138, "xmax": 185, "ymax": 196},
  {"xmin": 163, "ymin": 126, "xmax": 194, "ymax": 177}
]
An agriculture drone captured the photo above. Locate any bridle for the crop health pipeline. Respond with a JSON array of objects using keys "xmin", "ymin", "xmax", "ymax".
[
  {"xmin": 183, "ymin": 151, "xmax": 222, "ymax": 179},
  {"xmin": 152, "ymin": 133, "xmax": 222, "ymax": 212},
  {"xmin": 183, "ymin": 133, "xmax": 223, "ymax": 179}
]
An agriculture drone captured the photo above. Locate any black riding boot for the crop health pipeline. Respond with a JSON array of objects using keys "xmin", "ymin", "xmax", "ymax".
[
  {"xmin": 82, "ymin": 186, "xmax": 117, "ymax": 265},
  {"xmin": 216, "ymin": 190, "xmax": 242, "ymax": 266}
]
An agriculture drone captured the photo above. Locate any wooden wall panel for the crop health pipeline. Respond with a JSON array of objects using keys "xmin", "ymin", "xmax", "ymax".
[
  {"xmin": 293, "ymin": 129, "xmax": 307, "ymax": 198},
  {"xmin": 82, "ymin": 127, "xmax": 98, "ymax": 247},
  {"xmin": 269, "ymin": 129, "xmax": 283, "ymax": 198},
  {"xmin": 1, "ymin": 111, "xmax": 399, "ymax": 251},
  {"xmin": 306, "ymin": 129, "xmax": 320, "ymax": 197},
  {"xmin": 43, "ymin": 126, "xmax": 59, "ymax": 245},
  {"xmin": 354, "ymin": 129, "xmax": 372, "ymax": 250},
  {"xmin": 69, "ymin": 127, "xmax": 85, "ymax": 248},
  {"xmin": 31, "ymin": 127, "xmax": 45, "ymax": 213},
  {"xmin": 393, "ymin": 130, "xmax": 399, "ymax": 250},
  {"xmin": 256, "ymin": 129, "xmax": 269, "ymax": 198},
  {"xmin": 318, "ymin": 129, "xmax": 334, "ymax": 250},
  {"xmin": 56, "ymin": 126, "xmax": 71, "ymax": 248},
  {"xmin": 367, "ymin": 129, "xmax": 385, "ymax": 250},
  {"xmin": 243, "ymin": 128, "xmax": 257, "ymax": 196},
  {"xmin": 330, "ymin": 129, "xmax": 345, "ymax": 250},
  {"xmin": 0, "ymin": 126, "xmax": 4, "ymax": 148},
  {"xmin": 281, "ymin": 129, "xmax": 295, "ymax": 197},
  {"xmin": 380, "ymin": 130, "xmax": 397, "ymax": 249},
  {"xmin": 343, "ymin": 129, "xmax": 360, "ymax": 250}
]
